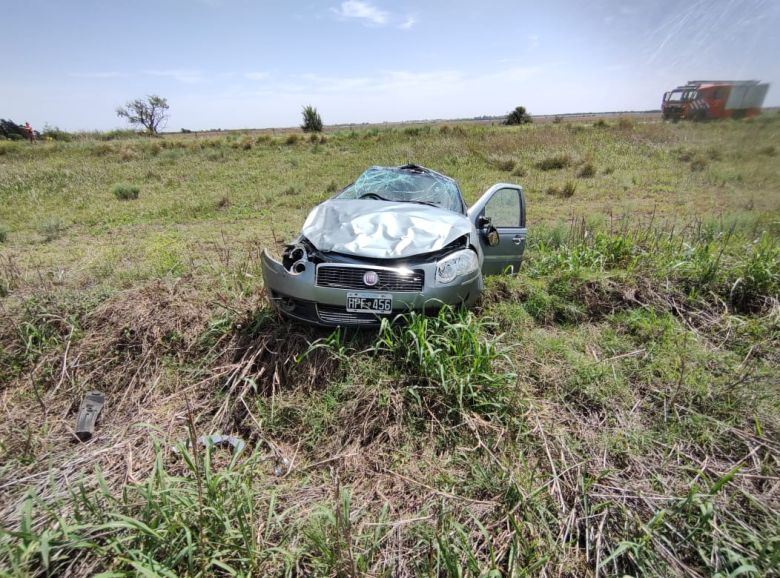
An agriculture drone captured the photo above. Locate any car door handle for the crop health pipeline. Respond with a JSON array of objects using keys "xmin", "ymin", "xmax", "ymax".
[{"xmin": 512, "ymin": 235, "xmax": 524, "ymax": 246}]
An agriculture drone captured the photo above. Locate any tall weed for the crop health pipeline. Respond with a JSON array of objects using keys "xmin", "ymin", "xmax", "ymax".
[{"xmin": 372, "ymin": 306, "xmax": 515, "ymax": 423}]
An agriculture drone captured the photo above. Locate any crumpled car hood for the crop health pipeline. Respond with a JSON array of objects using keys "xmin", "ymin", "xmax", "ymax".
[{"xmin": 301, "ymin": 199, "xmax": 472, "ymax": 259}]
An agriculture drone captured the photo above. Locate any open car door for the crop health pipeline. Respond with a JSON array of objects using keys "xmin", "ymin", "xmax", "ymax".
[{"xmin": 468, "ymin": 184, "xmax": 526, "ymax": 275}]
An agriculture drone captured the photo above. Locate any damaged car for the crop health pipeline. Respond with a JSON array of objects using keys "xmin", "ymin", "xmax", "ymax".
[{"xmin": 261, "ymin": 164, "xmax": 526, "ymax": 326}]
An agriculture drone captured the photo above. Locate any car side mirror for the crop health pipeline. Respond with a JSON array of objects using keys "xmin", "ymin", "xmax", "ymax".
[
  {"xmin": 485, "ymin": 224, "xmax": 500, "ymax": 247},
  {"xmin": 477, "ymin": 215, "xmax": 491, "ymax": 228},
  {"xmin": 476, "ymin": 215, "xmax": 499, "ymax": 246}
]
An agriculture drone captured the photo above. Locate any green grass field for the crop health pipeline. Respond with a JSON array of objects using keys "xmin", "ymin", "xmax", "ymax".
[{"xmin": 1, "ymin": 116, "xmax": 779, "ymax": 577}]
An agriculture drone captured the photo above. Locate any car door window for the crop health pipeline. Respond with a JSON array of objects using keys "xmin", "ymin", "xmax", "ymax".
[{"xmin": 484, "ymin": 188, "xmax": 521, "ymax": 227}]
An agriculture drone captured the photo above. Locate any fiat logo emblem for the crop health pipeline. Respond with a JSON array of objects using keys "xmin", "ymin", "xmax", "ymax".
[{"xmin": 363, "ymin": 271, "xmax": 379, "ymax": 287}]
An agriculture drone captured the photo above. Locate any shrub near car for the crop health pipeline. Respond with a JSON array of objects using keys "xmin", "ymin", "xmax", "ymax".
[{"xmin": 261, "ymin": 164, "xmax": 526, "ymax": 326}]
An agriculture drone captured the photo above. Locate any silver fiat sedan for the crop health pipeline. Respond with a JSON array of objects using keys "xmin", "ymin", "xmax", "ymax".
[{"xmin": 261, "ymin": 164, "xmax": 526, "ymax": 326}]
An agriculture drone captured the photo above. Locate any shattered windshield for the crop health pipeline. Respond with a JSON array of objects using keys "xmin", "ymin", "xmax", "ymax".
[{"xmin": 336, "ymin": 166, "xmax": 465, "ymax": 213}]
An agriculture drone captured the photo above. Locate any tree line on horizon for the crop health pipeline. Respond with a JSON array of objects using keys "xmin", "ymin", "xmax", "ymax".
[{"xmin": 5, "ymin": 96, "xmax": 534, "ymax": 138}]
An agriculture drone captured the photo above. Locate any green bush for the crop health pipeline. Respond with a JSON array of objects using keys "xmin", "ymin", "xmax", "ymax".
[
  {"xmin": 206, "ymin": 149, "xmax": 225, "ymax": 162},
  {"xmin": 677, "ymin": 148, "xmax": 695, "ymax": 162},
  {"xmin": 690, "ymin": 157, "xmax": 708, "ymax": 171},
  {"xmin": 300, "ymin": 105, "xmax": 323, "ymax": 133},
  {"xmin": 511, "ymin": 166, "xmax": 527, "ymax": 177},
  {"xmin": 41, "ymin": 125, "xmax": 72, "ymax": 141},
  {"xmin": 39, "ymin": 217, "xmax": 64, "ymax": 242},
  {"xmin": 504, "ymin": 106, "xmax": 533, "ymax": 125},
  {"xmin": 0, "ymin": 224, "xmax": 8, "ymax": 243},
  {"xmin": 546, "ymin": 181, "xmax": 577, "ymax": 198},
  {"xmin": 537, "ymin": 154, "xmax": 571, "ymax": 171},
  {"xmin": 577, "ymin": 162, "xmax": 596, "ymax": 178},
  {"xmin": 403, "ymin": 125, "xmax": 431, "ymax": 137},
  {"xmin": 0, "ymin": 141, "xmax": 19, "ymax": 155},
  {"xmin": 90, "ymin": 142, "xmax": 113, "ymax": 156},
  {"xmin": 112, "ymin": 183, "xmax": 140, "ymax": 200},
  {"xmin": 98, "ymin": 129, "xmax": 138, "ymax": 141},
  {"xmin": 727, "ymin": 234, "xmax": 779, "ymax": 312},
  {"xmin": 490, "ymin": 157, "xmax": 516, "ymax": 172}
]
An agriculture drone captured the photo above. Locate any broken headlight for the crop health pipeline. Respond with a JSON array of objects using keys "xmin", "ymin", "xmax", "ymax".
[
  {"xmin": 435, "ymin": 249, "xmax": 479, "ymax": 284},
  {"xmin": 282, "ymin": 243, "xmax": 308, "ymax": 274}
]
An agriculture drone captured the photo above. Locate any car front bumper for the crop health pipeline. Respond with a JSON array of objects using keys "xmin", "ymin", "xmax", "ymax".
[{"xmin": 261, "ymin": 250, "xmax": 483, "ymax": 327}]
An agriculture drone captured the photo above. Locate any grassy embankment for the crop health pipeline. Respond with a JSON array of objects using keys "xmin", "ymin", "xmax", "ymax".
[{"xmin": 0, "ymin": 116, "xmax": 779, "ymax": 576}]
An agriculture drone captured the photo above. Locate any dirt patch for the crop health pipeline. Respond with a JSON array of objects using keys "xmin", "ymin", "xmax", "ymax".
[{"xmin": 88, "ymin": 280, "xmax": 207, "ymax": 352}]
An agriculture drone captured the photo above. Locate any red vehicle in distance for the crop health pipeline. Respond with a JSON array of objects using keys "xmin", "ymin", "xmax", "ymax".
[{"xmin": 662, "ymin": 80, "xmax": 769, "ymax": 121}]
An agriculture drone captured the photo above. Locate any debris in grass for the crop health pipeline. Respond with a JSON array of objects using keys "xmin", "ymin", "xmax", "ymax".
[
  {"xmin": 75, "ymin": 391, "xmax": 105, "ymax": 442},
  {"xmin": 274, "ymin": 456, "xmax": 290, "ymax": 477},
  {"xmin": 173, "ymin": 434, "xmax": 247, "ymax": 455}
]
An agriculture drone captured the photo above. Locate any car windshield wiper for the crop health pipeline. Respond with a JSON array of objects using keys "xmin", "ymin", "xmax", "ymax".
[
  {"xmin": 358, "ymin": 193, "xmax": 394, "ymax": 202},
  {"xmin": 358, "ymin": 193, "xmax": 441, "ymax": 208},
  {"xmin": 405, "ymin": 199, "xmax": 440, "ymax": 208}
]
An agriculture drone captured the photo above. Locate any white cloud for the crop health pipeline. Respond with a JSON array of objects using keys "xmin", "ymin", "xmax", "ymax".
[
  {"xmin": 399, "ymin": 15, "xmax": 418, "ymax": 30},
  {"xmin": 69, "ymin": 71, "xmax": 127, "ymax": 79},
  {"xmin": 218, "ymin": 66, "xmax": 542, "ymax": 109},
  {"xmin": 244, "ymin": 71, "xmax": 270, "ymax": 81},
  {"xmin": 331, "ymin": 1, "xmax": 416, "ymax": 29},
  {"xmin": 332, "ymin": 0, "xmax": 388, "ymax": 26},
  {"xmin": 143, "ymin": 69, "xmax": 204, "ymax": 84},
  {"xmin": 489, "ymin": 66, "xmax": 541, "ymax": 82},
  {"xmin": 374, "ymin": 70, "xmax": 464, "ymax": 92},
  {"xmin": 292, "ymin": 73, "xmax": 373, "ymax": 92},
  {"xmin": 248, "ymin": 69, "xmax": 466, "ymax": 97}
]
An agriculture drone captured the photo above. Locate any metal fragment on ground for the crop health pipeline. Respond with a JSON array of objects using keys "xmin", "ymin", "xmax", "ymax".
[
  {"xmin": 172, "ymin": 434, "xmax": 247, "ymax": 454},
  {"xmin": 75, "ymin": 391, "xmax": 105, "ymax": 442}
]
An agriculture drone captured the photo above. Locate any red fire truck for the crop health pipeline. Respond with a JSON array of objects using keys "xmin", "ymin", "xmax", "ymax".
[{"xmin": 662, "ymin": 80, "xmax": 769, "ymax": 121}]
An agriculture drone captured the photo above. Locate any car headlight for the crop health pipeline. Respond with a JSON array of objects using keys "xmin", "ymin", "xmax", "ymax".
[{"xmin": 436, "ymin": 249, "xmax": 479, "ymax": 284}]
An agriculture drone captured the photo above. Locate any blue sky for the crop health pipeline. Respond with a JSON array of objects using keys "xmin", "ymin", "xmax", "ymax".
[{"xmin": 2, "ymin": 0, "xmax": 778, "ymax": 131}]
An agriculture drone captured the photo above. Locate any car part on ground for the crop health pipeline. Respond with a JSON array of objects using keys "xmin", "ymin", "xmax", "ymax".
[
  {"xmin": 262, "ymin": 164, "xmax": 527, "ymax": 327},
  {"xmin": 75, "ymin": 391, "xmax": 105, "ymax": 442},
  {"xmin": 173, "ymin": 434, "xmax": 247, "ymax": 455}
]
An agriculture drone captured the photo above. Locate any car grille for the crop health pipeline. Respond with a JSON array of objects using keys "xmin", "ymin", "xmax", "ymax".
[
  {"xmin": 316, "ymin": 305, "xmax": 389, "ymax": 325},
  {"xmin": 316, "ymin": 265, "xmax": 424, "ymax": 292}
]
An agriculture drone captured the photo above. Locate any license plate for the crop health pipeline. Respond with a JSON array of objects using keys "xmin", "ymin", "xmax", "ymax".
[{"xmin": 346, "ymin": 292, "xmax": 393, "ymax": 314}]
